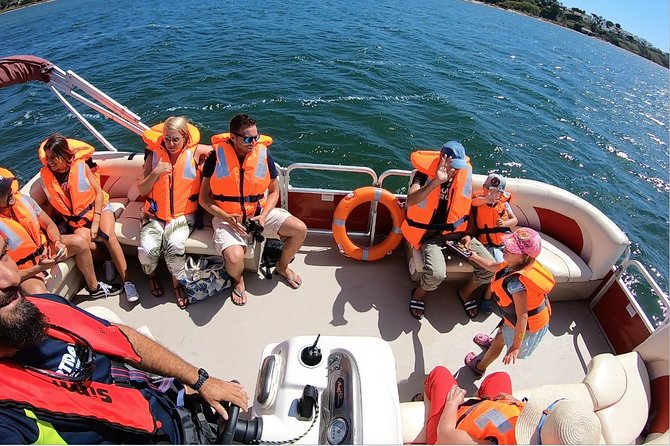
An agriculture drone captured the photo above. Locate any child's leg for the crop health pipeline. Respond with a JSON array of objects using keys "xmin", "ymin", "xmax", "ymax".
[{"xmin": 99, "ymin": 210, "xmax": 128, "ymax": 282}]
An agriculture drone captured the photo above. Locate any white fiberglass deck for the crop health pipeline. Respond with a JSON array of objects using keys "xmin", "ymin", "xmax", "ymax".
[{"xmin": 77, "ymin": 233, "xmax": 611, "ymax": 400}]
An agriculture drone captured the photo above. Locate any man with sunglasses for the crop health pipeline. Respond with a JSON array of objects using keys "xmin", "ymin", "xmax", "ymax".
[
  {"xmin": 0, "ymin": 236, "xmax": 249, "ymax": 444},
  {"xmin": 200, "ymin": 113, "xmax": 307, "ymax": 306}
]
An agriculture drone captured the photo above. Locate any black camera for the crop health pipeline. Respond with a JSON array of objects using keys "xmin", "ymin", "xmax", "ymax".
[{"xmin": 245, "ymin": 219, "xmax": 265, "ymax": 243}]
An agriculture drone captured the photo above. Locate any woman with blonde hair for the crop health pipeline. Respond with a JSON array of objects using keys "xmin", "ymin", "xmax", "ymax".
[{"xmin": 137, "ymin": 116, "xmax": 210, "ymax": 309}]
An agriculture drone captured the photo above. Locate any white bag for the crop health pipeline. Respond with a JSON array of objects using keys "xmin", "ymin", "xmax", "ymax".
[{"xmin": 176, "ymin": 255, "xmax": 231, "ymax": 304}]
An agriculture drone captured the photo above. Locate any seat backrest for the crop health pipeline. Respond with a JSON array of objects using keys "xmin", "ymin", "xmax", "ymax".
[{"xmin": 583, "ymin": 352, "xmax": 651, "ymax": 444}]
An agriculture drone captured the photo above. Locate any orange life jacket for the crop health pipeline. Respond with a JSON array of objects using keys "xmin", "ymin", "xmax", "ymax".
[
  {"xmin": 38, "ymin": 139, "xmax": 109, "ymax": 229},
  {"xmin": 491, "ymin": 260, "xmax": 555, "ymax": 332},
  {"xmin": 209, "ymin": 134, "xmax": 272, "ymax": 220},
  {"xmin": 0, "ymin": 194, "xmax": 47, "ymax": 268},
  {"xmin": 475, "ymin": 194, "xmax": 513, "ymax": 246},
  {"xmin": 0, "ymin": 296, "xmax": 158, "ymax": 436},
  {"xmin": 456, "ymin": 399, "xmax": 524, "ymax": 444},
  {"xmin": 401, "ymin": 150, "xmax": 473, "ymax": 249},
  {"xmin": 142, "ymin": 122, "xmax": 202, "ymax": 221}
]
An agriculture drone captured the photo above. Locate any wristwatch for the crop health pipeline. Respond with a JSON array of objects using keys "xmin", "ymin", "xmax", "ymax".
[{"xmin": 192, "ymin": 368, "xmax": 209, "ymax": 391}]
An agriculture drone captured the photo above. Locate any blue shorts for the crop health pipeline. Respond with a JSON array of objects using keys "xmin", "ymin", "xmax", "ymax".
[{"xmin": 501, "ymin": 324, "xmax": 548, "ymax": 359}]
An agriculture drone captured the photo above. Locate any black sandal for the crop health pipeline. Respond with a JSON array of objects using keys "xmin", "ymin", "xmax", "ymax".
[
  {"xmin": 458, "ymin": 288, "xmax": 478, "ymax": 319},
  {"xmin": 174, "ymin": 286, "xmax": 188, "ymax": 309},
  {"xmin": 148, "ymin": 276, "xmax": 164, "ymax": 297}
]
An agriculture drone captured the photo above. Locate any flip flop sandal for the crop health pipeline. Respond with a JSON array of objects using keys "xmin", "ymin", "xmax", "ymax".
[
  {"xmin": 458, "ymin": 288, "xmax": 478, "ymax": 319},
  {"xmin": 274, "ymin": 269, "xmax": 302, "ymax": 289},
  {"xmin": 231, "ymin": 288, "xmax": 247, "ymax": 306},
  {"xmin": 473, "ymin": 333, "xmax": 493, "ymax": 349},
  {"xmin": 411, "ymin": 392, "xmax": 425, "ymax": 402},
  {"xmin": 409, "ymin": 298, "xmax": 425, "ymax": 320},
  {"xmin": 464, "ymin": 351, "xmax": 484, "ymax": 377},
  {"xmin": 174, "ymin": 286, "xmax": 188, "ymax": 310},
  {"xmin": 148, "ymin": 277, "xmax": 164, "ymax": 297}
]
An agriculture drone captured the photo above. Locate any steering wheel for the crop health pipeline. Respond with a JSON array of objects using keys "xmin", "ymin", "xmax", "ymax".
[{"xmin": 217, "ymin": 402, "xmax": 240, "ymax": 445}]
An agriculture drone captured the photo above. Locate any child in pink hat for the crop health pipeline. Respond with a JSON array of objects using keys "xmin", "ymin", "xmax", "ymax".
[{"xmin": 463, "ymin": 227, "xmax": 555, "ymax": 377}]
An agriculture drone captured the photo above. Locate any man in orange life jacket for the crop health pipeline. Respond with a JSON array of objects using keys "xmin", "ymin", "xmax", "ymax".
[
  {"xmin": 402, "ymin": 142, "xmax": 495, "ymax": 320},
  {"xmin": 0, "ymin": 168, "xmax": 121, "ymax": 299},
  {"xmin": 0, "ymin": 237, "xmax": 248, "ymax": 444},
  {"xmin": 200, "ymin": 113, "xmax": 307, "ymax": 306}
]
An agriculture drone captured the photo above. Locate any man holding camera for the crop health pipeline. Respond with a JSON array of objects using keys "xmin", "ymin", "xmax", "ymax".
[{"xmin": 200, "ymin": 114, "xmax": 307, "ymax": 306}]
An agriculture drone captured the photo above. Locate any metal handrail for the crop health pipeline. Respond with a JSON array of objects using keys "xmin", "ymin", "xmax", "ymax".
[
  {"xmin": 284, "ymin": 163, "xmax": 378, "ymax": 241},
  {"xmin": 619, "ymin": 260, "xmax": 669, "ymax": 330},
  {"xmin": 46, "ymin": 64, "xmax": 150, "ymax": 151}
]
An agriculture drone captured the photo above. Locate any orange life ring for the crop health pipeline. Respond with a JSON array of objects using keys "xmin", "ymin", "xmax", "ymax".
[{"xmin": 332, "ymin": 186, "xmax": 405, "ymax": 261}]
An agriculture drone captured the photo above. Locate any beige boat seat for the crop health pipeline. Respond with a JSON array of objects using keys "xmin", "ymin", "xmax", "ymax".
[
  {"xmin": 403, "ymin": 173, "xmax": 629, "ymax": 301},
  {"xmin": 399, "ymin": 352, "xmax": 652, "ymax": 445}
]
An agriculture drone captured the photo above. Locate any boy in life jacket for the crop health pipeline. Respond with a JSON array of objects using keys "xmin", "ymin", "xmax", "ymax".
[
  {"xmin": 463, "ymin": 228, "xmax": 555, "ymax": 377},
  {"xmin": 39, "ymin": 134, "xmax": 138, "ymax": 302},
  {"xmin": 0, "ymin": 238, "xmax": 249, "ymax": 444},
  {"xmin": 468, "ymin": 173, "xmax": 518, "ymax": 314},
  {"xmin": 401, "ymin": 141, "xmax": 495, "ymax": 320},
  {"xmin": 0, "ymin": 167, "xmax": 121, "ymax": 298},
  {"xmin": 417, "ymin": 365, "xmax": 601, "ymax": 444},
  {"xmin": 199, "ymin": 113, "xmax": 307, "ymax": 306},
  {"xmin": 137, "ymin": 116, "xmax": 211, "ymax": 309}
]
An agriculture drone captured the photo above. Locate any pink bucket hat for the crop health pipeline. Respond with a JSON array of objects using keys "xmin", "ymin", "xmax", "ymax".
[{"xmin": 503, "ymin": 227, "xmax": 541, "ymax": 258}]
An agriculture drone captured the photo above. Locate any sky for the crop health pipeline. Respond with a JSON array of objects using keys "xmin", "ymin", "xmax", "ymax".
[{"xmin": 560, "ymin": 0, "xmax": 669, "ymax": 52}]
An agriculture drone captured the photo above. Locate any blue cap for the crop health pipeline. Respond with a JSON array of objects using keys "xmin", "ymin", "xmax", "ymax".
[{"xmin": 440, "ymin": 141, "xmax": 468, "ymax": 169}]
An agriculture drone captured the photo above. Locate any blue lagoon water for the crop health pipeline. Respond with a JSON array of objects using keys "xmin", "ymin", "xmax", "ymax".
[{"xmin": 1, "ymin": 0, "xmax": 668, "ymax": 317}]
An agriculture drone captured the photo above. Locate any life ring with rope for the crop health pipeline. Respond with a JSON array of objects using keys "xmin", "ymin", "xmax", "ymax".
[{"xmin": 332, "ymin": 186, "xmax": 405, "ymax": 261}]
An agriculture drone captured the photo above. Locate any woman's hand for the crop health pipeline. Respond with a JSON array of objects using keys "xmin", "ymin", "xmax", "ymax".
[
  {"xmin": 153, "ymin": 161, "xmax": 172, "ymax": 177},
  {"xmin": 52, "ymin": 240, "xmax": 67, "ymax": 261},
  {"xmin": 445, "ymin": 384, "xmax": 466, "ymax": 407},
  {"xmin": 90, "ymin": 215, "xmax": 100, "ymax": 240}
]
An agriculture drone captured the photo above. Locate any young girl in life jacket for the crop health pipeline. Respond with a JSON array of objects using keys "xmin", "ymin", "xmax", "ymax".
[
  {"xmin": 40, "ymin": 134, "xmax": 138, "ymax": 302},
  {"xmin": 463, "ymin": 227, "xmax": 555, "ymax": 377},
  {"xmin": 470, "ymin": 174, "xmax": 518, "ymax": 314}
]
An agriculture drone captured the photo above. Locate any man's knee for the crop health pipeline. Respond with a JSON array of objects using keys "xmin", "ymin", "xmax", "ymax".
[{"xmin": 223, "ymin": 245, "xmax": 245, "ymax": 265}]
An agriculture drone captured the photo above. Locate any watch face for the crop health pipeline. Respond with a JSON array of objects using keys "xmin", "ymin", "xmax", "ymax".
[{"xmin": 327, "ymin": 417, "xmax": 348, "ymax": 445}]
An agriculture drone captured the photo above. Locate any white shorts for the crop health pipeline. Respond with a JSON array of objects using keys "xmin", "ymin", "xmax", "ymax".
[{"xmin": 212, "ymin": 207, "xmax": 292, "ymax": 254}]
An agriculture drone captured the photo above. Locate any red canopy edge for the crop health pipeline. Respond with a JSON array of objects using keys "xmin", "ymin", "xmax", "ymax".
[{"xmin": 0, "ymin": 55, "xmax": 53, "ymax": 88}]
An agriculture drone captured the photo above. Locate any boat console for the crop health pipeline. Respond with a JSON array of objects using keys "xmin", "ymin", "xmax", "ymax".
[{"xmin": 223, "ymin": 335, "xmax": 403, "ymax": 444}]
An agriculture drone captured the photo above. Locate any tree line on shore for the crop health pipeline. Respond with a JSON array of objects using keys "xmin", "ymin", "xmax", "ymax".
[{"xmin": 478, "ymin": 0, "xmax": 668, "ymax": 68}]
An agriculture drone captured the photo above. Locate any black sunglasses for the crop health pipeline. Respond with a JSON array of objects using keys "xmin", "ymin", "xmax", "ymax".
[{"xmin": 233, "ymin": 133, "xmax": 260, "ymax": 144}]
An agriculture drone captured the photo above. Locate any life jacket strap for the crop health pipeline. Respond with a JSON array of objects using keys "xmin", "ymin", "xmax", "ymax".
[
  {"xmin": 65, "ymin": 202, "xmax": 94, "ymax": 227},
  {"xmin": 15, "ymin": 244, "xmax": 46, "ymax": 267},
  {"xmin": 499, "ymin": 296, "xmax": 549, "ymax": 327},
  {"xmin": 406, "ymin": 215, "xmax": 468, "ymax": 232},
  {"xmin": 212, "ymin": 193, "xmax": 264, "ymax": 203}
]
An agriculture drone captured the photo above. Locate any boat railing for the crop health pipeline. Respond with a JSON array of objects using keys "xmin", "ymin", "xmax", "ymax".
[
  {"xmin": 282, "ymin": 164, "xmax": 413, "ymax": 245},
  {"xmin": 592, "ymin": 248, "xmax": 669, "ymax": 332},
  {"xmin": 46, "ymin": 63, "xmax": 149, "ymax": 152}
]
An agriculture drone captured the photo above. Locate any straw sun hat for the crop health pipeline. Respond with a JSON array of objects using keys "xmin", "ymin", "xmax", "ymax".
[{"xmin": 515, "ymin": 384, "xmax": 602, "ymax": 444}]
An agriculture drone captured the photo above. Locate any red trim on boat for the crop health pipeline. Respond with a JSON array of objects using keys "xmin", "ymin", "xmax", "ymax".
[
  {"xmin": 648, "ymin": 375, "xmax": 669, "ymax": 435},
  {"xmin": 534, "ymin": 207, "xmax": 584, "ymax": 255},
  {"xmin": 592, "ymin": 280, "xmax": 651, "ymax": 354}
]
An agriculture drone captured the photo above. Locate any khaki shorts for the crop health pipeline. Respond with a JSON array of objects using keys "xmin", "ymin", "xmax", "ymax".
[{"xmin": 212, "ymin": 207, "xmax": 292, "ymax": 254}]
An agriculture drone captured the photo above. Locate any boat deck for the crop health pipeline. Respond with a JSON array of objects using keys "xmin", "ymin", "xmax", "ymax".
[{"xmin": 76, "ymin": 232, "xmax": 612, "ymax": 400}]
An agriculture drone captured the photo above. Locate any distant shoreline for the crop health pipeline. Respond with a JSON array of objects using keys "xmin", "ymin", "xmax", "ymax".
[
  {"xmin": 466, "ymin": 0, "xmax": 668, "ymax": 69},
  {"xmin": 0, "ymin": 0, "xmax": 55, "ymax": 15}
]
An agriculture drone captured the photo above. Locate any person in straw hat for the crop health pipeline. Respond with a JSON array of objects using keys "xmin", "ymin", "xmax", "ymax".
[{"xmin": 419, "ymin": 365, "xmax": 602, "ymax": 444}]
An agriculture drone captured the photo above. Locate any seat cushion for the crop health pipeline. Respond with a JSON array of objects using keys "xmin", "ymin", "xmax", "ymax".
[{"xmin": 533, "ymin": 233, "xmax": 592, "ymax": 283}]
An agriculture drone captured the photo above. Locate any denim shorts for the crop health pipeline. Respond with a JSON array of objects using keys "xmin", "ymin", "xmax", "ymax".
[{"xmin": 501, "ymin": 323, "xmax": 548, "ymax": 359}]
